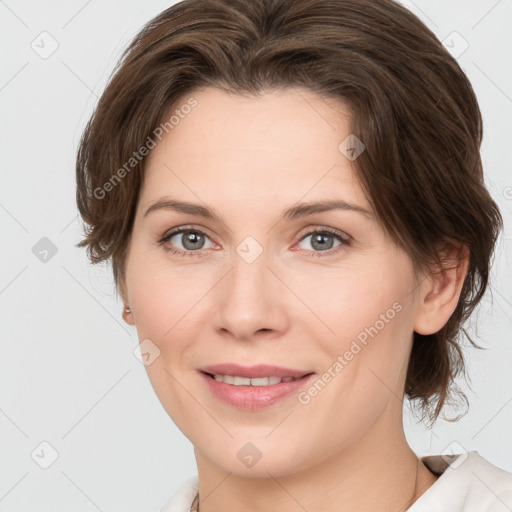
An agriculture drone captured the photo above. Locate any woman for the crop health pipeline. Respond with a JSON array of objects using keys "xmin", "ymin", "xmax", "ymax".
[{"xmin": 75, "ymin": 0, "xmax": 512, "ymax": 510}]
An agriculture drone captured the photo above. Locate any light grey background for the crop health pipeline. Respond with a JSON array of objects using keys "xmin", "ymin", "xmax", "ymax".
[{"xmin": 1, "ymin": 1, "xmax": 511, "ymax": 511}]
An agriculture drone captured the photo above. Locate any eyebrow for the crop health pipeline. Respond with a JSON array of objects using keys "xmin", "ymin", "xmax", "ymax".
[{"xmin": 143, "ymin": 197, "xmax": 372, "ymax": 221}]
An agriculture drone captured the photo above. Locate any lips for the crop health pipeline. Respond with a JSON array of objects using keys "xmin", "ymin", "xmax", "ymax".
[
  {"xmin": 198, "ymin": 363, "xmax": 316, "ymax": 411},
  {"xmin": 199, "ymin": 363, "xmax": 311, "ymax": 379}
]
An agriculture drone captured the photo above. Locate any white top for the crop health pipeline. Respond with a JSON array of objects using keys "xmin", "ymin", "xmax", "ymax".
[{"xmin": 159, "ymin": 451, "xmax": 512, "ymax": 511}]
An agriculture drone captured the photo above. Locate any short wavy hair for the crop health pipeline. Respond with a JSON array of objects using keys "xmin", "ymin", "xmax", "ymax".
[{"xmin": 75, "ymin": 0, "xmax": 503, "ymax": 424}]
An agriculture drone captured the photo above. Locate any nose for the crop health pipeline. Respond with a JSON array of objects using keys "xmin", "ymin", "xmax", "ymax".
[{"xmin": 212, "ymin": 243, "xmax": 290, "ymax": 342}]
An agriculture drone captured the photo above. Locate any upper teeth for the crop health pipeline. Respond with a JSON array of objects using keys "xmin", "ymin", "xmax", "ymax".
[{"xmin": 213, "ymin": 374, "xmax": 299, "ymax": 386}]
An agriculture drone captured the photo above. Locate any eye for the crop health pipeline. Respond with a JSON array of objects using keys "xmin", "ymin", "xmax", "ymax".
[
  {"xmin": 158, "ymin": 225, "xmax": 351, "ymax": 258},
  {"xmin": 158, "ymin": 226, "xmax": 216, "ymax": 257},
  {"xmin": 295, "ymin": 227, "xmax": 351, "ymax": 256}
]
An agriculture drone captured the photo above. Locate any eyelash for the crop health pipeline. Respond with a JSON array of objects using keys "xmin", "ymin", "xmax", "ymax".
[{"xmin": 157, "ymin": 225, "xmax": 351, "ymax": 258}]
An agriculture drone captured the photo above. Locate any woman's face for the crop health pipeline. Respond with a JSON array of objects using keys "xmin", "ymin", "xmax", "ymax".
[{"xmin": 123, "ymin": 86, "xmax": 426, "ymax": 477}]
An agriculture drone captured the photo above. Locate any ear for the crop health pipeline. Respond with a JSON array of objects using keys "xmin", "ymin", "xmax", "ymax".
[{"xmin": 413, "ymin": 243, "xmax": 469, "ymax": 335}]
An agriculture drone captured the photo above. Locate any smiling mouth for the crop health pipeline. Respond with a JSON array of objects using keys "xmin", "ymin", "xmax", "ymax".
[
  {"xmin": 199, "ymin": 370, "xmax": 316, "ymax": 411},
  {"xmin": 202, "ymin": 371, "xmax": 314, "ymax": 386}
]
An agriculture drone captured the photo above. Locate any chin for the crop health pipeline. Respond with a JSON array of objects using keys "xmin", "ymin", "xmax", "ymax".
[{"xmin": 196, "ymin": 435, "xmax": 314, "ymax": 478}]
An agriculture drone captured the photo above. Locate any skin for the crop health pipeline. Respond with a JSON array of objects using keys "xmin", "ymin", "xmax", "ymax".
[{"xmin": 121, "ymin": 86, "xmax": 468, "ymax": 511}]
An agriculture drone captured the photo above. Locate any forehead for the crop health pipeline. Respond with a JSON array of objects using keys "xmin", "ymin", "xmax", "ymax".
[
  {"xmin": 140, "ymin": 86, "xmax": 369, "ymax": 213},
  {"xmin": 151, "ymin": 86, "xmax": 352, "ymax": 157}
]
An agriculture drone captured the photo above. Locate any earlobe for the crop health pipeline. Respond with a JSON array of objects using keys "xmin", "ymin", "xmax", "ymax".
[
  {"xmin": 119, "ymin": 278, "xmax": 135, "ymax": 325},
  {"xmin": 413, "ymin": 244, "xmax": 469, "ymax": 335},
  {"xmin": 123, "ymin": 306, "xmax": 135, "ymax": 325}
]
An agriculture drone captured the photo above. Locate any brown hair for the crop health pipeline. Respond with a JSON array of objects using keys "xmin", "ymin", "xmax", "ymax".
[{"xmin": 75, "ymin": 0, "xmax": 503, "ymax": 424}]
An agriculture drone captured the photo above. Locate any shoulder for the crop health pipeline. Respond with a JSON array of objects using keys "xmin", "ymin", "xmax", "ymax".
[
  {"xmin": 410, "ymin": 451, "xmax": 512, "ymax": 511},
  {"xmin": 159, "ymin": 475, "xmax": 199, "ymax": 512}
]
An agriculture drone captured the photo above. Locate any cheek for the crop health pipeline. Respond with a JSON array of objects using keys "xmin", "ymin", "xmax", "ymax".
[
  {"xmin": 125, "ymin": 249, "xmax": 218, "ymax": 360},
  {"xmin": 127, "ymin": 244, "xmax": 183, "ymax": 323},
  {"xmin": 291, "ymin": 256, "xmax": 415, "ymax": 397},
  {"xmin": 289, "ymin": 269, "xmax": 414, "ymax": 454},
  {"xmin": 288, "ymin": 257, "xmax": 413, "ymax": 343},
  {"xmin": 125, "ymin": 253, "xmax": 211, "ymax": 432}
]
